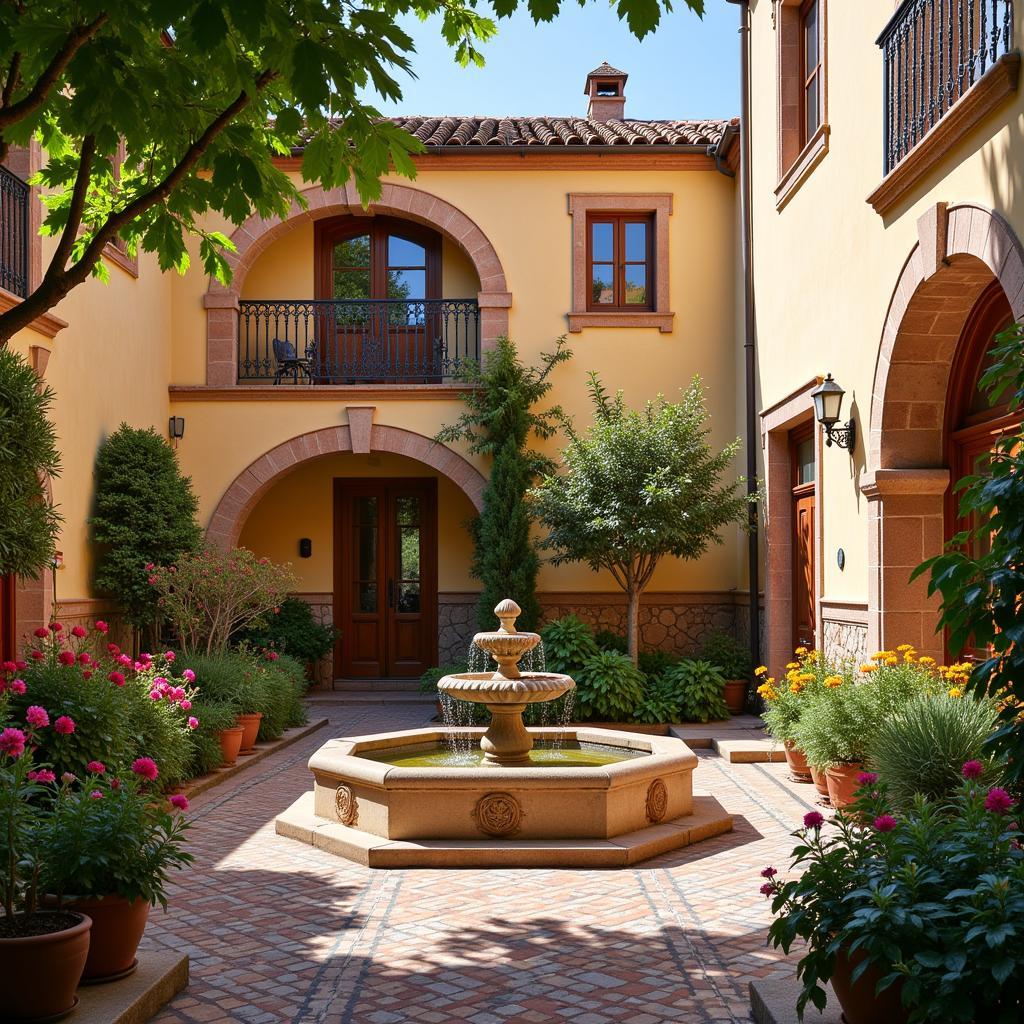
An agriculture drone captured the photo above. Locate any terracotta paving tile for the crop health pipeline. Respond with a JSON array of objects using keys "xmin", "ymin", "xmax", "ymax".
[{"xmin": 143, "ymin": 703, "xmax": 810, "ymax": 1023}]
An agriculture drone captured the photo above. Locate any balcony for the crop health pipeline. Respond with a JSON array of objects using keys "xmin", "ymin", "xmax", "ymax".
[
  {"xmin": 237, "ymin": 298, "xmax": 480, "ymax": 385},
  {"xmin": 0, "ymin": 165, "xmax": 29, "ymax": 298},
  {"xmin": 878, "ymin": 0, "xmax": 1017, "ymax": 174}
]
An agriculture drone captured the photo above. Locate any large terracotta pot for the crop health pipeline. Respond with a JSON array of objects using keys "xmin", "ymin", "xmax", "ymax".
[
  {"xmin": 809, "ymin": 763, "xmax": 831, "ymax": 804},
  {"xmin": 825, "ymin": 762, "xmax": 864, "ymax": 809},
  {"xmin": 217, "ymin": 725, "xmax": 245, "ymax": 767},
  {"xmin": 65, "ymin": 894, "xmax": 149, "ymax": 983},
  {"xmin": 830, "ymin": 944, "xmax": 908, "ymax": 1024},
  {"xmin": 724, "ymin": 679, "xmax": 748, "ymax": 715},
  {"xmin": 783, "ymin": 740, "xmax": 813, "ymax": 783},
  {"xmin": 236, "ymin": 712, "xmax": 263, "ymax": 755},
  {"xmin": 0, "ymin": 911, "xmax": 91, "ymax": 1022}
]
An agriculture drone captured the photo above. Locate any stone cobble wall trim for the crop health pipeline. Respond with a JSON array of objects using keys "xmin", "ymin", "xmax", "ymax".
[
  {"xmin": 439, "ymin": 595, "xmax": 476, "ymax": 665},
  {"xmin": 822, "ymin": 618, "xmax": 869, "ymax": 668}
]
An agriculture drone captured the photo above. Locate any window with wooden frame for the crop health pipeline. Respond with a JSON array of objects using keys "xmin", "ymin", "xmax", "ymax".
[
  {"xmin": 104, "ymin": 140, "xmax": 138, "ymax": 277},
  {"xmin": 800, "ymin": 0, "xmax": 822, "ymax": 147},
  {"xmin": 586, "ymin": 213, "xmax": 653, "ymax": 311}
]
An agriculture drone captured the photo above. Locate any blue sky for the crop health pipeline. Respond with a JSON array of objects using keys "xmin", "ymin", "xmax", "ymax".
[{"xmin": 361, "ymin": 2, "xmax": 741, "ymax": 121}]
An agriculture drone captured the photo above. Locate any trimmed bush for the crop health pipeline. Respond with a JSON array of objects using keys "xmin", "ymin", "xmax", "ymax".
[
  {"xmin": 701, "ymin": 630, "xmax": 751, "ymax": 680},
  {"xmin": 632, "ymin": 680, "xmax": 681, "ymax": 724},
  {"xmin": 594, "ymin": 629, "xmax": 627, "ymax": 654},
  {"xmin": 238, "ymin": 596, "xmax": 336, "ymax": 665},
  {"xmin": 660, "ymin": 660, "xmax": 729, "ymax": 723},
  {"xmin": 637, "ymin": 648, "xmax": 681, "ymax": 681},
  {"xmin": 573, "ymin": 650, "xmax": 645, "ymax": 721},
  {"xmin": 539, "ymin": 615, "xmax": 599, "ymax": 676}
]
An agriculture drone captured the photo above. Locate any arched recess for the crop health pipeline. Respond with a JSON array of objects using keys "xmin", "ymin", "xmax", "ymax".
[
  {"xmin": 204, "ymin": 182, "xmax": 512, "ymax": 385},
  {"xmin": 863, "ymin": 203, "xmax": 1024, "ymax": 659},
  {"xmin": 206, "ymin": 423, "xmax": 486, "ymax": 550}
]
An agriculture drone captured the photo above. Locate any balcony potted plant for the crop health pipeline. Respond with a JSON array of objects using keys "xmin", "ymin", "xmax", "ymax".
[
  {"xmin": 1, "ymin": 716, "xmax": 91, "ymax": 1022},
  {"xmin": 701, "ymin": 631, "xmax": 751, "ymax": 714},
  {"xmin": 38, "ymin": 764, "xmax": 191, "ymax": 983}
]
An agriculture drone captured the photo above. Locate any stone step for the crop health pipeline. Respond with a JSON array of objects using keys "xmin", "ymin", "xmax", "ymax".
[{"xmin": 332, "ymin": 678, "xmax": 423, "ymax": 691}]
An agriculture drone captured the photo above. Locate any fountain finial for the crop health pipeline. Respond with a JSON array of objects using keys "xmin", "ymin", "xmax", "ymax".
[{"xmin": 494, "ymin": 598, "xmax": 521, "ymax": 635}]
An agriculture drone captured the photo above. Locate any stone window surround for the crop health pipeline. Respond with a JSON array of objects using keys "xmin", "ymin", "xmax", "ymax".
[{"xmin": 567, "ymin": 193, "xmax": 674, "ymax": 333}]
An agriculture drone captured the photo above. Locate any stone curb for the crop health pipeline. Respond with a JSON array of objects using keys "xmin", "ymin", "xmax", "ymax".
[
  {"xmin": 182, "ymin": 718, "xmax": 328, "ymax": 799},
  {"xmin": 750, "ymin": 975, "xmax": 842, "ymax": 1024},
  {"xmin": 76, "ymin": 951, "xmax": 188, "ymax": 1024}
]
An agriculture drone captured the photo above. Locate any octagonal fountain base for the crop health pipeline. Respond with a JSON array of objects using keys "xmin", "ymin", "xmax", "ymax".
[{"xmin": 275, "ymin": 726, "xmax": 732, "ymax": 868}]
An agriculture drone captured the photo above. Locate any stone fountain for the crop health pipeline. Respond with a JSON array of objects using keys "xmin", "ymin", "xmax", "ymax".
[{"xmin": 276, "ymin": 599, "xmax": 732, "ymax": 868}]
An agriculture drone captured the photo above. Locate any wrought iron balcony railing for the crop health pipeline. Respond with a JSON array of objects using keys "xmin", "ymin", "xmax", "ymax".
[
  {"xmin": 238, "ymin": 298, "xmax": 481, "ymax": 384},
  {"xmin": 0, "ymin": 165, "xmax": 29, "ymax": 298},
  {"xmin": 879, "ymin": 0, "xmax": 1015, "ymax": 174}
]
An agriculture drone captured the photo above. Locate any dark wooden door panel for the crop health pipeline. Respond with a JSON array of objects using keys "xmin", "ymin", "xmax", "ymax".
[{"xmin": 793, "ymin": 492, "xmax": 816, "ymax": 651}]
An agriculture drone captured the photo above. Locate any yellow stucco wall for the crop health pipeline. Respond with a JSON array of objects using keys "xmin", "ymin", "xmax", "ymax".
[{"xmin": 749, "ymin": 1, "xmax": 1024, "ymax": 606}]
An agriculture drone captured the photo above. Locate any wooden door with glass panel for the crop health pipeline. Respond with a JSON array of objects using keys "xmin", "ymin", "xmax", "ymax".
[
  {"xmin": 334, "ymin": 479, "xmax": 438, "ymax": 679},
  {"xmin": 791, "ymin": 429, "xmax": 816, "ymax": 652},
  {"xmin": 315, "ymin": 217, "xmax": 441, "ymax": 382}
]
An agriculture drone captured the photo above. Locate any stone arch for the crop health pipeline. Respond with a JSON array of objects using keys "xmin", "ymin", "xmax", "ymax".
[
  {"xmin": 863, "ymin": 203, "xmax": 1024, "ymax": 659},
  {"xmin": 206, "ymin": 423, "xmax": 486, "ymax": 550},
  {"xmin": 204, "ymin": 182, "xmax": 512, "ymax": 385}
]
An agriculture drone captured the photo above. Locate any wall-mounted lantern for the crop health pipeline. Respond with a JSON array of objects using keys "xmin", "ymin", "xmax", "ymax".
[
  {"xmin": 298, "ymin": 538, "xmax": 312, "ymax": 558},
  {"xmin": 811, "ymin": 373, "xmax": 856, "ymax": 451},
  {"xmin": 168, "ymin": 416, "xmax": 186, "ymax": 443}
]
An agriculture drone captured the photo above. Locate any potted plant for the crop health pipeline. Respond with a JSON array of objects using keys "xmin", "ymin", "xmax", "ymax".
[
  {"xmin": 38, "ymin": 764, "xmax": 191, "ymax": 983},
  {"xmin": 757, "ymin": 659, "xmax": 824, "ymax": 784},
  {"xmin": 701, "ymin": 631, "xmax": 751, "ymax": 714},
  {"xmin": 237, "ymin": 596, "xmax": 337, "ymax": 683},
  {"xmin": 658, "ymin": 659, "xmax": 729, "ymax": 723},
  {"xmin": 761, "ymin": 767, "xmax": 1024, "ymax": 1023},
  {"xmin": 1, "ymin": 713, "xmax": 91, "ymax": 1021}
]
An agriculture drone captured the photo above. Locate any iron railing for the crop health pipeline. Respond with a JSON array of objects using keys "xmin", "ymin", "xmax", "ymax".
[
  {"xmin": 0, "ymin": 165, "xmax": 29, "ymax": 298},
  {"xmin": 238, "ymin": 298, "xmax": 480, "ymax": 383},
  {"xmin": 879, "ymin": 0, "xmax": 1015, "ymax": 174}
]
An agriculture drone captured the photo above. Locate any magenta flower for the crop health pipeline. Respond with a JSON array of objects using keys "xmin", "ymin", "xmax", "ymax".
[
  {"xmin": 873, "ymin": 814, "xmax": 897, "ymax": 832},
  {"xmin": 164, "ymin": 651, "xmax": 176, "ymax": 663},
  {"xmin": 53, "ymin": 716, "xmax": 75, "ymax": 735},
  {"xmin": 77, "ymin": 652, "xmax": 92, "ymax": 665},
  {"xmin": 9, "ymin": 679, "xmax": 26, "ymax": 695},
  {"xmin": 108, "ymin": 671, "xmax": 125, "ymax": 687},
  {"xmin": 57, "ymin": 650, "xmax": 75, "ymax": 667},
  {"xmin": 962, "ymin": 760, "xmax": 984, "ymax": 780},
  {"xmin": 759, "ymin": 882, "xmax": 775, "ymax": 897},
  {"xmin": 149, "ymin": 690, "xmax": 162, "ymax": 701},
  {"xmin": 95, "ymin": 620, "xmax": 109, "ymax": 634},
  {"xmin": 985, "ymin": 787, "xmax": 1015, "ymax": 815},
  {"xmin": 33, "ymin": 627, "xmax": 49, "ymax": 638},
  {"xmin": 760, "ymin": 866, "xmax": 777, "ymax": 878},
  {"xmin": 106, "ymin": 642, "xmax": 120, "ymax": 655},
  {"xmin": 180, "ymin": 699, "xmax": 192, "ymax": 711},
  {"xmin": 28, "ymin": 769, "xmax": 56, "ymax": 784},
  {"xmin": 89, "ymin": 790, "xmax": 103, "ymax": 800},
  {"xmin": 857, "ymin": 771, "xmax": 879, "ymax": 786},
  {"xmin": 187, "ymin": 716, "xmax": 199, "ymax": 730},
  {"xmin": 117, "ymin": 654, "xmax": 132, "ymax": 667},
  {"xmin": 803, "ymin": 811, "xmax": 825, "ymax": 830},
  {"xmin": 0, "ymin": 728, "xmax": 27, "ymax": 758},
  {"xmin": 1, "ymin": 660, "xmax": 16, "ymax": 673},
  {"xmin": 14, "ymin": 660, "xmax": 25, "ymax": 670},
  {"xmin": 131, "ymin": 757, "xmax": 159, "ymax": 781},
  {"xmin": 109, "ymin": 777, "xmax": 121, "ymax": 790},
  {"xmin": 30, "ymin": 650, "xmax": 44, "ymax": 661},
  {"xmin": 70, "ymin": 625, "xmax": 87, "ymax": 638},
  {"xmin": 61, "ymin": 772, "xmax": 77, "ymax": 784},
  {"xmin": 87, "ymin": 761, "xmax": 106, "ymax": 774},
  {"xmin": 50, "ymin": 621, "xmax": 62, "ymax": 632},
  {"xmin": 25, "ymin": 705, "xmax": 50, "ymax": 728},
  {"xmin": 182, "ymin": 669, "xmax": 196, "ymax": 683},
  {"xmin": 169, "ymin": 794, "xmax": 189, "ymax": 811},
  {"xmin": 82, "ymin": 670, "xmax": 93, "ymax": 680}
]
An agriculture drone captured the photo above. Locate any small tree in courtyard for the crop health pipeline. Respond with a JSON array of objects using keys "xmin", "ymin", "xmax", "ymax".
[
  {"xmin": 90, "ymin": 425, "xmax": 201, "ymax": 635},
  {"xmin": 437, "ymin": 336, "xmax": 571, "ymax": 631},
  {"xmin": 531, "ymin": 374, "xmax": 751, "ymax": 664}
]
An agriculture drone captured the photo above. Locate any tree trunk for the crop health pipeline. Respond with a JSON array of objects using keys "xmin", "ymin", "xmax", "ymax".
[{"xmin": 626, "ymin": 585, "xmax": 641, "ymax": 666}]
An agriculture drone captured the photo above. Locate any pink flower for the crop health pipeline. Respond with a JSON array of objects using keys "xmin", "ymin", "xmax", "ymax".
[
  {"xmin": 106, "ymin": 642, "xmax": 120, "ymax": 655},
  {"xmin": 25, "ymin": 705, "xmax": 50, "ymax": 728},
  {"xmin": 58, "ymin": 651, "xmax": 75, "ymax": 667},
  {"xmin": 94, "ymin": 620, "xmax": 109, "ymax": 634},
  {"xmin": 182, "ymin": 669, "xmax": 196, "ymax": 683},
  {"xmin": 30, "ymin": 650, "xmax": 44, "ymax": 661},
  {"xmin": 87, "ymin": 761, "xmax": 106, "ymax": 774},
  {"xmin": 145, "ymin": 562, "xmax": 154, "ymax": 571},
  {"xmin": 9, "ymin": 679, "xmax": 26, "ymax": 695},
  {"xmin": 187, "ymin": 716, "xmax": 199, "ymax": 730},
  {"xmin": 0, "ymin": 728, "xmax": 26, "ymax": 758},
  {"xmin": 149, "ymin": 690, "xmax": 163, "ymax": 701},
  {"xmin": 759, "ymin": 882, "xmax": 775, "ymax": 897},
  {"xmin": 265, "ymin": 651, "xmax": 279, "ymax": 661},
  {"xmin": 77, "ymin": 652, "xmax": 92, "ymax": 665},
  {"xmin": 82, "ymin": 670, "xmax": 93, "ymax": 680},
  {"xmin": 117, "ymin": 653, "xmax": 132, "ymax": 667},
  {"xmin": 53, "ymin": 716, "xmax": 75, "ymax": 735},
  {"xmin": 857, "ymin": 772, "xmax": 879, "ymax": 786},
  {"xmin": 109, "ymin": 777, "xmax": 121, "ymax": 790},
  {"xmin": 139, "ymin": 653, "xmax": 153, "ymax": 663},
  {"xmin": 169, "ymin": 794, "xmax": 189, "ymax": 811},
  {"xmin": 179, "ymin": 699, "xmax": 192, "ymax": 711},
  {"xmin": 164, "ymin": 651, "xmax": 176, "ymax": 663},
  {"xmin": 28, "ymin": 769, "xmax": 56, "ymax": 784},
  {"xmin": 170, "ymin": 686, "xmax": 185, "ymax": 702},
  {"xmin": 985, "ymin": 787, "xmax": 1015, "ymax": 815},
  {"xmin": 962, "ymin": 760, "xmax": 984, "ymax": 780},
  {"xmin": 1, "ymin": 660, "xmax": 16, "ymax": 673},
  {"xmin": 33, "ymin": 627, "xmax": 49, "ymax": 638},
  {"xmin": 61, "ymin": 772, "xmax": 77, "ymax": 784},
  {"xmin": 803, "ymin": 811, "xmax": 824, "ymax": 830},
  {"xmin": 873, "ymin": 814, "xmax": 897, "ymax": 832},
  {"xmin": 108, "ymin": 671, "xmax": 125, "ymax": 687},
  {"xmin": 50, "ymin": 621, "xmax": 63, "ymax": 633},
  {"xmin": 131, "ymin": 757, "xmax": 159, "ymax": 781},
  {"xmin": 89, "ymin": 790, "xmax": 103, "ymax": 800},
  {"xmin": 760, "ymin": 866, "xmax": 777, "ymax": 878},
  {"xmin": 14, "ymin": 660, "xmax": 26, "ymax": 670},
  {"xmin": 70, "ymin": 625, "xmax": 87, "ymax": 638},
  {"xmin": 147, "ymin": 575, "xmax": 158, "ymax": 585}
]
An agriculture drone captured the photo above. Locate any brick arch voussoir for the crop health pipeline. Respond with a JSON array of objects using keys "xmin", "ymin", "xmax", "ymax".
[{"xmin": 206, "ymin": 424, "xmax": 485, "ymax": 550}]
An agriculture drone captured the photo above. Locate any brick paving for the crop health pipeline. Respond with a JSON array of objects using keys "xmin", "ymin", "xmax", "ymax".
[{"xmin": 146, "ymin": 704, "xmax": 812, "ymax": 1024}]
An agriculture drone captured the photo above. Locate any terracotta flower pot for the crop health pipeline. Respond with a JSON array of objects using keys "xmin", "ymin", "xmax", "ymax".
[
  {"xmin": 830, "ymin": 943, "xmax": 908, "ymax": 1024},
  {"xmin": 0, "ymin": 911, "xmax": 91, "ymax": 1022},
  {"xmin": 825, "ymin": 762, "xmax": 864, "ymax": 810},
  {"xmin": 64, "ymin": 894, "xmax": 149, "ymax": 983},
  {"xmin": 217, "ymin": 725, "xmax": 245, "ymax": 767},
  {"xmin": 236, "ymin": 712, "xmax": 263, "ymax": 755},
  {"xmin": 809, "ymin": 763, "xmax": 831, "ymax": 804},
  {"xmin": 783, "ymin": 740, "xmax": 813, "ymax": 783},
  {"xmin": 724, "ymin": 679, "xmax": 748, "ymax": 715}
]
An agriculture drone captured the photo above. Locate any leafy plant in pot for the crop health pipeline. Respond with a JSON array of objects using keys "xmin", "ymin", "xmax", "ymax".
[
  {"xmin": 0, "ymin": 711, "xmax": 91, "ymax": 1022},
  {"xmin": 39, "ymin": 762, "xmax": 191, "ymax": 983},
  {"xmin": 701, "ymin": 630, "xmax": 751, "ymax": 714},
  {"xmin": 757, "ymin": 657, "xmax": 828, "ymax": 784}
]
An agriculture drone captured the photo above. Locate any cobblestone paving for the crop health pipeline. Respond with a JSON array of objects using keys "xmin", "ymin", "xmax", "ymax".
[{"xmin": 146, "ymin": 704, "xmax": 813, "ymax": 1024}]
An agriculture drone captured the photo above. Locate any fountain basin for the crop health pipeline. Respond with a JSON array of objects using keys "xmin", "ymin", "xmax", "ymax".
[{"xmin": 436, "ymin": 671, "xmax": 572, "ymax": 705}]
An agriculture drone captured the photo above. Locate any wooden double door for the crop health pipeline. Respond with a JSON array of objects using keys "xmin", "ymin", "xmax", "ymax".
[{"xmin": 333, "ymin": 479, "xmax": 437, "ymax": 678}]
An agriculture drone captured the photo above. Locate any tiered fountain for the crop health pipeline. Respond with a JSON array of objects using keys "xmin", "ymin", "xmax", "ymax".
[{"xmin": 277, "ymin": 600, "xmax": 731, "ymax": 867}]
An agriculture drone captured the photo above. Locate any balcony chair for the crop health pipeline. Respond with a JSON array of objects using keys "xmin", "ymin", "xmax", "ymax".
[{"xmin": 271, "ymin": 337, "xmax": 316, "ymax": 385}]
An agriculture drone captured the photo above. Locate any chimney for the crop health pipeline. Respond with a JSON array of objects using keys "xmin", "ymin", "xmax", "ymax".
[{"xmin": 584, "ymin": 62, "xmax": 627, "ymax": 122}]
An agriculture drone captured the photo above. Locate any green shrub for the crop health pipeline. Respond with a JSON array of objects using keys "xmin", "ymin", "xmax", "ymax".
[
  {"xmin": 867, "ymin": 693, "xmax": 1002, "ymax": 809},
  {"xmin": 123, "ymin": 684, "xmax": 196, "ymax": 789},
  {"xmin": 539, "ymin": 615, "xmax": 599, "ymax": 676},
  {"xmin": 573, "ymin": 650, "xmax": 645, "ymax": 721},
  {"xmin": 238, "ymin": 596, "xmax": 336, "ymax": 664},
  {"xmin": 631, "ymin": 680, "xmax": 680, "ymax": 724},
  {"xmin": 594, "ymin": 629, "xmax": 627, "ymax": 654},
  {"xmin": 701, "ymin": 630, "xmax": 751, "ymax": 680},
  {"xmin": 187, "ymin": 698, "xmax": 239, "ymax": 775},
  {"xmin": 419, "ymin": 662, "xmax": 468, "ymax": 694},
  {"xmin": 637, "ymin": 648, "xmax": 681, "ymax": 680},
  {"xmin": 661, "ymin": 659, "xmax": 728, "ymax": 723}
]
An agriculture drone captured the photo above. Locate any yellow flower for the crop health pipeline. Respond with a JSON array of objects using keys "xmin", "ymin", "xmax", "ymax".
[
  {"xmin": 790, "ymin": 681, "xmax": 804, "ymax": 694},
  {"xmin": 896, "ymin": 644, "xmax": 914, "ymax": 652},
  {"xmin": 824, "ymin": 675, "xmax": 843, "ymax": 688},
  {"xmin": 872, "ymin": 651, "xmax": 893, "ymax": 661},
  {"xmin": 885, "ymin": 656, "xmax": 898, "ymax": 666},
  {"xmin": 919, "ymin": 656, "xmax": 936, "ymax": 666},
  {"xmin": 948, "ymin": 686, "xmax": 963, "ymax": 698},
  {"xmin": 786, "ymin": 662, "xmax": 800, "ymax": 670},
  {"xmin": 795, "ymin": 646, "xmax": 808, "ymax": 656},
  {"xmin": 796, "ymin": 672, "xmax": 815, "ymax": 683},
  {"xmin": 755, "ymin": 665, "xmax": 768, "ymax": 677},
  {"xmin": 860, "ymin": 663, "xmax": 878, "ymax": 673}
]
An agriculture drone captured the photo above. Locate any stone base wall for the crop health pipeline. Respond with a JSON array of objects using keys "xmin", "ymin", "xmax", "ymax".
[
  {"xmin": 438, "ymin": 595, "xmax": 477, "ymax": 665},
  {"xmin": 822, "ymin": 617, "xmax": 869, "ymax": 668}
]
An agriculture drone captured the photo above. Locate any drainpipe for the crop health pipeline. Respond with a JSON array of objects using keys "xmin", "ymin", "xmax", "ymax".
[{"xmin": 726, "ymin": 0, "xmax": 761, "ymax": 672}]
